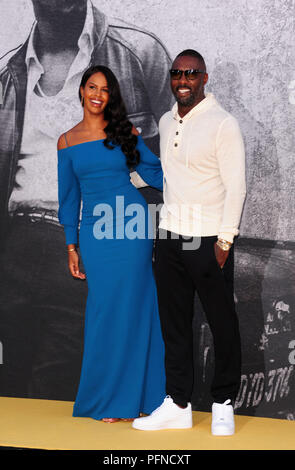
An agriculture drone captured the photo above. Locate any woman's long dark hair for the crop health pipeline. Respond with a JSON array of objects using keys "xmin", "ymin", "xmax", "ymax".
[{"xmin": 79, "ymin": 65, "xmax": 140, "ymax": 168}]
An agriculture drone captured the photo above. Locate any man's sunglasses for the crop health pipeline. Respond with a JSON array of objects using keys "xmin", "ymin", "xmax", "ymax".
[{"xmin": 169, "ymin": 69, "xmax": 205, "ymax": 81}]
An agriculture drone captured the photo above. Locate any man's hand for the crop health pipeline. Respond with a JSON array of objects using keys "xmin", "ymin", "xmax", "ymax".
[
  {"xmin": 214, "ymin": 242, "xmax": 230, "ymax": 269},
  {"xmin": 130, "ymin": 170, "xmax": 148, "ymax": 189}
]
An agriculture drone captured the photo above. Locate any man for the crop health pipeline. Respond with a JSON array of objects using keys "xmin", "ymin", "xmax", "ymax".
[
  {"xmin": 0, "ymin": 0, "xmax": 172, "ymax": 399},
  {"xmin": 132, "ymin": 50, "xmax": 246, "ymax": 435}
]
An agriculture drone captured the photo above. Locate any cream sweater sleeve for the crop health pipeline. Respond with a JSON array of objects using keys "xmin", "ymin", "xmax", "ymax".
[{"xmin": 216, "ymin": 116, "xmax": 246, "ymax": 243}]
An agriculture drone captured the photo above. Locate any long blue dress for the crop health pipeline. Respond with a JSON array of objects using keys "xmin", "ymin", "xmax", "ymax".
[{"xmin": 57, "ymin": 135, "xmax": 166, "ymax": 419}]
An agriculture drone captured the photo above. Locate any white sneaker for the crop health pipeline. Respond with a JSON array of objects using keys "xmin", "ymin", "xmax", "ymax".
[
  {"xmin": 132, "ymin": 396, "xmax": 193, "ymax": 431},
  {"xmin": 211, "ymin": 399, "xmax": 235, "ymax": 436}
]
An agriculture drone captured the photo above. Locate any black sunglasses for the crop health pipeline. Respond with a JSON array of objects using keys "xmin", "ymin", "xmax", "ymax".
[{"xmin": 169, "ymin": 69, "xmax": 205, "ymax": 81}]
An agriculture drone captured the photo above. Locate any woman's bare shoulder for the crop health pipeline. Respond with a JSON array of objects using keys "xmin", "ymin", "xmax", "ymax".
[
  {"xmin": 57, "ymin": 124, "xmax": 82, "ymax": 150},
  {"xmin": 57, "ymin": 133, "xmax": 68, "ymax": 150}
]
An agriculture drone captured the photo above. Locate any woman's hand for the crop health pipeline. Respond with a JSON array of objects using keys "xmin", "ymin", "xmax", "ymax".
[{"xmin": 68, "ymin": 250, "xmax": 86, "ymax": 280}]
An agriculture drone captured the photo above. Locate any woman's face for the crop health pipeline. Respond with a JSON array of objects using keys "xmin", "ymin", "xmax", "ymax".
[{"xmin": 81, "ymin": 72, "xmax": 109, "ymax": 115}]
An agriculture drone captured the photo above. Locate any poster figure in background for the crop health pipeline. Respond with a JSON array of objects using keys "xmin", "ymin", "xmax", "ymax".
[
  {"xmin": 0, "ymin": 0, "xmax": 172, "ymax": 399},
  {"xmin": 132, "ymin": 50, "xmax": 246, "ymax": 436}
]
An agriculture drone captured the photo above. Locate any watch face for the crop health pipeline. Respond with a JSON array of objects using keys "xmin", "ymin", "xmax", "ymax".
[{"xmin": 217, "ymin": 241, "xmax": 231, "ymax": 251}]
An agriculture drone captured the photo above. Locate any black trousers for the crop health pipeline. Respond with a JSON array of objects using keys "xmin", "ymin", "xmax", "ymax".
[{"xmin": 154, "ymin": 229, "xmax": 241, "ymax": 407}]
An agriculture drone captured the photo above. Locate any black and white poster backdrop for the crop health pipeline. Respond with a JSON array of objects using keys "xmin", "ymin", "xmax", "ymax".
[{"xmin": 0, "ymin": 0, "xmax": 294, "ymax": 420}]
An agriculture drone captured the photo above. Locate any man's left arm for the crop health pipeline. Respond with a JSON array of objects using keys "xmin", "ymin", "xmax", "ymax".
[{"xmin": 215, "ymin": 116, "xmax": 247, "ymax": 267}]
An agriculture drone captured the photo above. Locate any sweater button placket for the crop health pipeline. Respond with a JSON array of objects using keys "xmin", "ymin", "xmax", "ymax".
[
  {"xmin": 174, "ymin": 120, "xmax": 183, "ymax": 151},
  {"xmin": 173, "ymin": 126, "xmax": 180, "ymax": 155}
]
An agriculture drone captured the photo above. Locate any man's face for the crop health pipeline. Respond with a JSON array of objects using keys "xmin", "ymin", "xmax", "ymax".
[{"xmin": 170, "ymin": 55, "xmax": 208, "ymax": 108}]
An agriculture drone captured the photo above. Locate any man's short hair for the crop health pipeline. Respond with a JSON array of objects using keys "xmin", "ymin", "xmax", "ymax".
[{"xmin": 175, "ymin": 49, "xmax": 206, "ymax": 70}]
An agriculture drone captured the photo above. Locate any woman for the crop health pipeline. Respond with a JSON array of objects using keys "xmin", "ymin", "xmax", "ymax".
[{"xmin": 57, "ymin": 65, "xmax": 165, "ymax": 422}]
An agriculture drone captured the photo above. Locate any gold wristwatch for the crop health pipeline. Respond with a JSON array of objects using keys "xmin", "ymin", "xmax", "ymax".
[{"xmin": 216, "ymin": 238, "xmax": 232, "ymax": 251}]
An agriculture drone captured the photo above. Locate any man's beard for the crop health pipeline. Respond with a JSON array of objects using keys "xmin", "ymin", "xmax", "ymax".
[
  {"xmin": 174, "ymin": 86, "xmax": 197, "ymax": 107},
  {"xmin": 176, "ymin": 93, "xmax": 196, "ymax": 107}
]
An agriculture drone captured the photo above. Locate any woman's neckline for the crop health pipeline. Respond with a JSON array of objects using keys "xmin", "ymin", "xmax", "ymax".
[
  {"xmin": 58, "ymin": 138, "xmax": 105, "ymax": 152},
  {"xmin": 57, "ymin": 134, "xmax": 142, "ymax": 152}
]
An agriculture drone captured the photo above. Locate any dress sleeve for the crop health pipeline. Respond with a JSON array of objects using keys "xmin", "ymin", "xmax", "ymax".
[
  {"xmin": 134, "ymin": 136, "xmax": 163, "ymax": 191},
  {"xmin": 57, "ymin": 149, "xmax": 81, "ymax": 245}
]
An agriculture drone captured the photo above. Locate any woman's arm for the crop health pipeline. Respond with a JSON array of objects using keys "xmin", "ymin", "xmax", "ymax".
[
  {"xmin": 57, "ymin": 136, "xmax": 85, "ymax": 279},
  {"xmin": 132, "ymin": 135, "xmax": 163, "ymax": 191}
]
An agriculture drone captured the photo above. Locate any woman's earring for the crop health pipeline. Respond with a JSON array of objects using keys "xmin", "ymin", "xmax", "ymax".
[{"xmin": 81, "ymin": 96, "xmax": 84, "ymax": 107}]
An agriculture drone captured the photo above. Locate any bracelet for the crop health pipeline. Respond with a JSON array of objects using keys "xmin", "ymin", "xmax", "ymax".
[
  {"xmin": 216, "ymin": 238, "xmax": 232, "ymax": 251},
  {"xmin": 67, "ymin": 247, "xmax": 76, "ymax": 252}
]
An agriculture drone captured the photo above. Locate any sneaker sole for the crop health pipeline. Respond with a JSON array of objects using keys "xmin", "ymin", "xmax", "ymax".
[
  {"xmin": 132, "ymin": 422, "xmax": 193, "ymax": 431},
  {"xmin": 211, "ymin": 428, "xmax": 235, "ymax": 436}
]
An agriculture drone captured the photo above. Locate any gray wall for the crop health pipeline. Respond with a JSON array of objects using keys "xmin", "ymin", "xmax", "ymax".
[{"xmin": 1, "ymin": 1, "xmax": 294, "ymax": 240}]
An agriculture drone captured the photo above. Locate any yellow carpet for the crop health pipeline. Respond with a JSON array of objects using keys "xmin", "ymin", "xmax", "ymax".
[{"xmin": 0, "ymin": 397, "xmax": 294, "ymax": 450}]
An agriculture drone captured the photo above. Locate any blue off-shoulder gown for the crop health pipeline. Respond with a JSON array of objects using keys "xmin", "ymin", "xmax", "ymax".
[{"xmin": 57, "ymin": 136, "xmax": 166, "ymax": 419}]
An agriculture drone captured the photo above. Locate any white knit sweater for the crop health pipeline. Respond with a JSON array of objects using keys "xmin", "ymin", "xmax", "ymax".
[{"xmin": 158, "ymin": 93, "xmax": 246, "ymax": 243}]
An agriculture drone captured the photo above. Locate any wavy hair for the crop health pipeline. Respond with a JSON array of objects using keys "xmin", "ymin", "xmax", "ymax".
[{"xmin": 79, "ymin": 65, "xmax": 140, "ymax": 168}]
